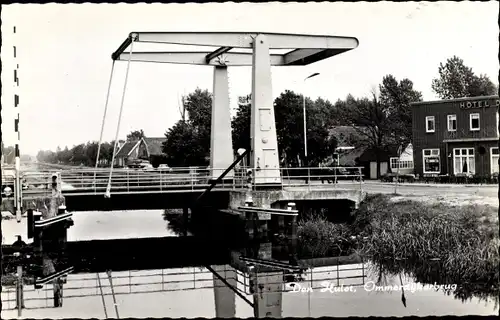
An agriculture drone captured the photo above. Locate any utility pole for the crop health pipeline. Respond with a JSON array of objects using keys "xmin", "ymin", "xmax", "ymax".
[
  {"xmin": 16, "ymin": 264, "xmax": 24, "ymax": 317},
  {"xmin": 302, "ymin": 72, "xmax": 320, "ymax": 168},
  {"xmin": 394, "ymin": 145, "xmax": 403, "ymax": 195}
]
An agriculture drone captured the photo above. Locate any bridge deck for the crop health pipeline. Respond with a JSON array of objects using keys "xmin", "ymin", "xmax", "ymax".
[
  {"xmin": 2, "ymin": 166, "xmax": 365, "ymax": 211},
  {"xmin": 11, "ymin": 166, "xmax": 363, "ymax": 195}
]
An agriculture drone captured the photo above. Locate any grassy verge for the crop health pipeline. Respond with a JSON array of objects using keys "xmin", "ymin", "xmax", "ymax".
[{"xmin": 297, "ymin": 194, "xmax": 499, "ymax": 303}]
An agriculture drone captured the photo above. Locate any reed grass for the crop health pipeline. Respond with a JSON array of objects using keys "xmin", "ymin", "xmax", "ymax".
[
  {"xmin": 296, "ymin": 211, "xmax": 357, "ymax": 258},
  {"xmin": 352, "ymin": 194, "xmax": 499, "ymax": 303}
]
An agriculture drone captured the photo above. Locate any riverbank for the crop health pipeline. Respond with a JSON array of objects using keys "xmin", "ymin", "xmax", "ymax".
[{"xmin": 298, "ymin": 193, "xmax": 499, "ymax": 304}]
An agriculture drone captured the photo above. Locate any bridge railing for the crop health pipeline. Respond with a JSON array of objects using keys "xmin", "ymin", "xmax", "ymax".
[
  {"xmin": 241, "ymin": 166, "xmax": 365, "ymax": 190},
  {"xmin": 16, "ymin": 166, "xmax": 364, "ymax": 195}
]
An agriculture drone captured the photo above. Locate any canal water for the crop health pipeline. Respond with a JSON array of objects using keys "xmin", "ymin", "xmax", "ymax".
[{"xmin": 1, "ymin": 209, "xmax": 498, "ymax": 318}]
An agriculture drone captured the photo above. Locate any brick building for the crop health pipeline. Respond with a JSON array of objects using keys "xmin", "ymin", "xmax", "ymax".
[{"xmin": 411, "ymin": 95, "xmax": 499, "ymax": 178}]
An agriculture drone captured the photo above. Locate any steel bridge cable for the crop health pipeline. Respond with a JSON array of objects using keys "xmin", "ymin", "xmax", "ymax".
[
  {"xmin": 93, "ymin": 61, "xmax": 116, "ymax": 191},
  {"xmin": 106, "ymin": 38, "xmax": 135, "ymax": 198}
]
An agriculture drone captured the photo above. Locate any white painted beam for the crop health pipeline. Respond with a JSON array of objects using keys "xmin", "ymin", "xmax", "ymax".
[
  {"xmin": 132, "ymin": 32, "xmax": 358, "ymax": 50},
  {"xmin": 117, "ymin": 52, "xmax": 285, "ymax": 66}
]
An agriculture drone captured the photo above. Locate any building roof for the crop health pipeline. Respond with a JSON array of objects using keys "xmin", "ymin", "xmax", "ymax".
[
  {"xmin": 115, "ymin": 140, "xmax": 140, "ymax": 158},
  {"xmin": 115, "ymin": 137, "xmax": 166, "ymax": 158},
  {"xmin": 142, "ymin": 137, "xmax": 166, "ymax": 156},
  {"xmin": 357, "ymin": 143, "xmax": 413, "ymax": 163},
  {"xmin": 328, "ymin": 126, "xmax": 370, "ymax": 147}
]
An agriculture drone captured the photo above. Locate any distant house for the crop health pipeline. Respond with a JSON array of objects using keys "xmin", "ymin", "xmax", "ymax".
[
  {"xmin": 327, "ymin": 126, "xmax": 369, "ymax": 166},
  {"xmin": 328, "ymin": 126, "xmax": 414, "ymax": 179},
  {"xmin": 357, "ymin": 144, "xmax": 414, "ymax": 179},
  {"xmin": 114, "ymin": 137, "xmax": 167, "ymax": 167}
]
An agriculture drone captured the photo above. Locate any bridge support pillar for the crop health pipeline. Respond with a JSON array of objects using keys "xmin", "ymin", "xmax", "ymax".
[
  {"xmin": 210, "ymin": 66, "xmax": 234, "ymax": 180},
  {"xmin": 252, "ymin": 272, "xmax": 283, "ymax": 318},
  {"xmin": 251, "ymin": 34, "xmax": 281, "ymax": 186},
  {"xmin": 211, "ymin": 265, "xmax": 237, "ymax": 318},
  {"xmin": 249, "ymin": 243, "xmax": 282, "ymax": 318}
]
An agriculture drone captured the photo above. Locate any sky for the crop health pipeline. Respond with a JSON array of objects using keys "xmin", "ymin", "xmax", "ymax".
[{"xmin": 1, "ymin": 2, "xmax": 499, "ymax": 155}]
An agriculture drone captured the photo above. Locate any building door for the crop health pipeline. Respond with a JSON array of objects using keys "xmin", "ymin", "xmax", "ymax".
[
  {"xmin": 370, "ymin": 162, "xmax": 377, "ymax": 179},
  {"xmin": 491, "ymin": 147, "xmax": 499, "ymax": 174},
  {"xmin": 380, "ymin": 162, "xmax": 388, "ymax": 176},
  {"xmin": 453, "ymin": 148, "xmax": 475, "ymax": 175}
]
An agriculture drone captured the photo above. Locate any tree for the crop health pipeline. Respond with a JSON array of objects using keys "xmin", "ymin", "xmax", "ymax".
[
  {"xmin": 274, "ymin": 90, "xmax": 336, "ymax": 167},
  {"xmin": 57, "ymin": 146, "xmax": 72, "ymax": 164},
  {"xmin": 70, "ymin": 144, "xmax": 87, "ymax": 165},
  {"xmin": 127, "ymin": 129, "xmax": 145, "ymax": 142},
  {"xmin": 431, "ymin": 56, "xmax": 498, "ymax": 99},
  {"xmin": 231, "ymin": 90, "xmax": 336, "ymax": 167},
  {"xmin": 162, "ymin": 88, "xmax": 212, "ymax": 166},
  {"xmin": 162, "ymin": 121, "xmax": 208, "ymax": 167},
  {"xmin": 85, "ymin": 142, "xmax": 99, "ymax": 167},
  {"xmin": 36, "ymin": 150, "xmax": 57, "ymax": 164},
  {"xmin": 338, "ymin": 93, "xmax": 396, "ymax": 179},
  {"xmin": 378, "ymin": 75, "xmax": 423, "ymax": 146},
  {"xmin": 183, "ymin": 88, "xmax": 212, "ymax": 132},
  {"xmin": 231, "ymin": 94, "xmax": 251, "ymax": 153}
]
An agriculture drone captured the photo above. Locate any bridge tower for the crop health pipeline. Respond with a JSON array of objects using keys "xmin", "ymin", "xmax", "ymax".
[{"xmin": 110, "ymin": 32, "xmax": 358, "ymax": 186}]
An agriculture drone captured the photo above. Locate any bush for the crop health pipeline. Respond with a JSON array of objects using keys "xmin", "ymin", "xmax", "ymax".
[{"xmin": 296, "ymin": 212, "xmax": 357, "ymax": 258}]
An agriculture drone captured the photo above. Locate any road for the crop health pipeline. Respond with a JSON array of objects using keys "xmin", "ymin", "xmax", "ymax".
[
  {"xmin": 358, "ymin": 181, "xmax": 498, "ymax": 198},
  {"xmin": 286, "ymin": 180, "xmax": 498, "ymax": 207}
]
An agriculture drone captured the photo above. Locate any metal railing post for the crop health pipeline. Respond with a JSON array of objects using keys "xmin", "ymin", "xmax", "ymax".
[
  {"xmin": 127, "ymin": 170, "xmax": 129, "ymax": 193},
  {"xmin": 308, "ymin": 167, "xmax": 311, "ymax": 191},
  {"xmin": 359, "ymin": 167, "xmax": 363, "ymax": 192},
  {"xmin": 16, "ymin": 265, "xmax": 23, "ymax": 317},
  {"xmin": 281, "ymin": 168, "xmax": 284, "ymax": 190},
  {"xmin": 160, "ymin": 169, "xmax": 163, "ymax": 192}
]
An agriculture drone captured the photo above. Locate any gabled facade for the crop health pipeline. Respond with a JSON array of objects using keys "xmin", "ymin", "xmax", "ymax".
[
  {"xmin": 411, "ymin": 95, "xmax": 499, "ymax": 177},
  {"xmin": 114, "ymin": 137, "xmax": 167, "ymax": 167}
]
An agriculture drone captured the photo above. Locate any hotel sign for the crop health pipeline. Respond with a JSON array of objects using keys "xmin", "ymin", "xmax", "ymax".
[{"xmin": 459, "ymin": 99, "xmax": 500, "ymax": 109}]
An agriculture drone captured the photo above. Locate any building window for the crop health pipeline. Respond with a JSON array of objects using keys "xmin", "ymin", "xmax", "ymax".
[
  {"xmin": 491, "ymin": 147, "xmax": 499, "ymax": 174},
  {"xmin": 425, "ymin": 116, "xmax": 435, "ymax": 133},
  {"xmin": 453, "ymin": 148, "xmax": 475, "ymax": 175},
  {"xmin": 447, "ymin": 115, "xmax": 457, "ymax": 132},
  {"xmin": 390, "ymin": 157, "xmax": 414, "ymax": 170},
  {"xmin": 470, "ymin": 113, "xmax": 480, "ymax": 131},
  {"xmin": 422, "ymin": 149, "xmax": 440, "ymax": 174}
]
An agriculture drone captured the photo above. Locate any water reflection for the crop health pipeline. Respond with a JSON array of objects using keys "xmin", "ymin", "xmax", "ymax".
[{"xmin": 1, "ymin": 209, "xmax": 498, "ymax": 318}]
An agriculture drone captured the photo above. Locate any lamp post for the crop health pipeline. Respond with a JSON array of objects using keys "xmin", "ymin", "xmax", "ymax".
[{"xmin": 303, "ymin": 73, "xmax": 320, "ymax": 168}]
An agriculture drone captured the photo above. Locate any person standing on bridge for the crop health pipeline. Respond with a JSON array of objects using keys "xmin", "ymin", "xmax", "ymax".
[{"xmin": 12, "ymin": 235, "xmax": 27, "ymax": 251}]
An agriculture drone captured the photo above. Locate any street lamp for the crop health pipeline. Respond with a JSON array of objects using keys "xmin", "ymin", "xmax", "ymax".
[{"xmin": 303, "ymin": 72, "xmax": 320, "ymax": 167}]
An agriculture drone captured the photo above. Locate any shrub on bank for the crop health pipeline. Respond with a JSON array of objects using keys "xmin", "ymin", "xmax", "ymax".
[{"xmin": 296, "ymin": 212, "xmax": 357, "ymax": 258}]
